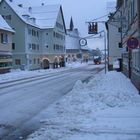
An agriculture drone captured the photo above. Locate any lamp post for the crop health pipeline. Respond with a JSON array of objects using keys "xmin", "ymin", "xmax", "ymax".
[
  {"xmin": 101, "ymin": 30, "xmax": 107, "ymax": 74},
  {"xmin": 138, "ymin": 0, "xmax": 140, "ymax": 93}
]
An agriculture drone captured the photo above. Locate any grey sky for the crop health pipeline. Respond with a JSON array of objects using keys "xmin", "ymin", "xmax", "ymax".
[{"xmin": 14, "ymin": 0, "xmax": 116, "ymax": 49}]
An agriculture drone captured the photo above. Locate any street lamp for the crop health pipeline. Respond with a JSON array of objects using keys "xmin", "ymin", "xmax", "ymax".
[
  {"xmin": 100, "ymin": 30, "xmax": 107, "ymax": 74},
  {"xmin": 138, "ymin": 0, "xmax": 140, "ymax": 93}
]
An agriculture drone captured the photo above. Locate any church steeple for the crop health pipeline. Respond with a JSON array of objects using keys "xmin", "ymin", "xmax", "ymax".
[{"xmin": 69, "ymin": 17, "xmax": 74, "ymax": 31}]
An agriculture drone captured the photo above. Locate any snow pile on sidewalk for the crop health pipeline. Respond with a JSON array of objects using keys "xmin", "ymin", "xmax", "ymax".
[{"xmin": 27, "ymin": 71, "xmax": 140, "ymax": 140}]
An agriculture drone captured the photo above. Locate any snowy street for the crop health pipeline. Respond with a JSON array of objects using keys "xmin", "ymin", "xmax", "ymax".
[
  {"xmin": 0, "ymin": 64, "xmax": 104, "ymax": 140},
  {"xmin": 0, "ymin": 0, "xmax": 140, "ymax": 139},
  {"xmin": 26, "ymin": 70, "xmax": 140, "ymax": 140}
]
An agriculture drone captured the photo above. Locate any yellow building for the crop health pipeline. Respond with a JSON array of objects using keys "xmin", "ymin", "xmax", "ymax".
[{"xmin": 0, "ymin": 15, "xmax": 14, "ymax": 73}]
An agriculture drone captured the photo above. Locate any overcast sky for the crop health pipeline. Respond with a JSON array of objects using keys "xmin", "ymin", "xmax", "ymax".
[{"xmin": 14, "ymin": 0, "xmax": 116, "ymax": 49}]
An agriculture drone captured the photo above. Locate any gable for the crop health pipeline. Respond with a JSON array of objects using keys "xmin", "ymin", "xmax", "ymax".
[
  {"xmin": 55, "ymin": 6, "xmax": 66, "ymax": 33},
  {"xmin": 0, "ymin": 15, "xmax": 14, "ymax": 32},
  {"xmin": 0, "ymin": 0, "xmax": 66, "ymax": 31}
]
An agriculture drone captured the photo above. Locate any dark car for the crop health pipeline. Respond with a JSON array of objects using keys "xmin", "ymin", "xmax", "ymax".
[{"xmin": 94, "ymin": 56, "xmax": 101, "ymax": 64}]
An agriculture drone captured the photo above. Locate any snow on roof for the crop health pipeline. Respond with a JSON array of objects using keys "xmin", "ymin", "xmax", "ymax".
[
  {"xmin": 0, "ymin": 15, "xmax": 14, "ymax": 32},
  {"xmin": 81, "ymin": 45, "xmax": 91, "ymax": 51},
  {"xmin": 31, "ymin": 5, "xmax": 60, "ymax": 28},
  {"xmin": 4, "ymin": 0, "xmax": 61, "ymax": 29},
  {"xmin": 5, "ymin": 0, "xmax": 39, "ymax": 28}
]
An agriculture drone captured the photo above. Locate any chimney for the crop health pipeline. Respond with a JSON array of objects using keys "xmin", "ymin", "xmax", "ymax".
[{"xmin": 28, "ymin": 7, "xmax": 32, "ymax": 13}]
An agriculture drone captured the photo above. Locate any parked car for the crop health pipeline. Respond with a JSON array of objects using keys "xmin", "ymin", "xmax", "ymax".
[{"xmin": 93, "ymin": 56, "xmax": 101, "ymax": 64}]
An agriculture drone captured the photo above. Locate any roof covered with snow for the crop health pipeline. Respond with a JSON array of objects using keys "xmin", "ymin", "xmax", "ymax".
[
  {"xmin": 81, "ymin": 45, "xmax": 91, "ymax": 51},
  {"xmin": 4, "ymin": 0, "xmax": 39, "ymax": 28},
  {"xmin": 31, "ymin": 5, "xmax": 60, "ymax": 29},
  {"xmin": 3, "ymin": 0, "xmax": 61, "ymax": 29},
  {"xmin": 0, "ymin": 15, "xmax": 14, "ymax": 32}
]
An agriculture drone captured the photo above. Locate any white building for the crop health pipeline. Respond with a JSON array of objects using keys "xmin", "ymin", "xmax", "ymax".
[
  {"xmin": 106, "ymin": 0, "xmax": 140, "ymax": 91},
  {"xmin": 66, "ymin": 17, "xmax": 82, "ymax": 63},
  {"xmin": 106, "ymin": 10, "xmax": 122, "ymax": 70},
  {"xmin": 0, "ymin": 0, "xmax": 66, "ymax": 70}
]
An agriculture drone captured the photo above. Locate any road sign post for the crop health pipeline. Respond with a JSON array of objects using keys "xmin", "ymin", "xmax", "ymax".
[
  {"xmin": 127, "ymin": 37, "xmax": 139, "ymax": 79},
  {"xmin": 127, "ymin": 37, "xmax": 139, "ymax": 49}
]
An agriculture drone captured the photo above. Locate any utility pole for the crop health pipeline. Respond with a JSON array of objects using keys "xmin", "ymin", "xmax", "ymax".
[
  {"xmin": 87, "ymin": 25, "xmax": 107, "ymax": 74},
  {"xmin": 104, "ymin": 30, "xmax": 107, "ymax": 74},
  {"xmin": 138, "ymin": 0, "xmax": 140, "ymax": 93}
]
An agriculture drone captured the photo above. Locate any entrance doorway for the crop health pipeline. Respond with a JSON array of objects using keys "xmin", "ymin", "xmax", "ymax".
[{"xmin": 42, "ymin": 59, "xmax": 50, "ymax": 69}]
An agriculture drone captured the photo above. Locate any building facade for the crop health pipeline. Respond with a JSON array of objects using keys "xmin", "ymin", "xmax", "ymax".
[
  {"xmin": 0, "ymin": 0, "xmax": 66, "ymax": 70},
  {"xmin": 66, "ymin": 18, "xmax": 82, "ymax": 63},
  {"xmin": 107, "ymin": 0, "xmax": 140, "ymax": 91},
  {"xmin": 119, "ymin": 0, "xmax": 140, "ymax": 91},
  {"xmin": 106, "ymin": 10, "xmax": 122, "ymax": 71},
  {"xmin": 0, "ymin": 15, "xmax": 14, "ymax": 73}
]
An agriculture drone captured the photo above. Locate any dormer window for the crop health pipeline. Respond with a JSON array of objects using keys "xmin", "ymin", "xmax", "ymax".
[
  {"xmin": 30, "ymin": 17, "xmax": 36, "ymax": 23},
  {"xmin": 28, "ymin": 7, "xmax": 32, "ymax": 13},
  {"xmin": 18, "ymin": 4, "xmax": 23, "ymax": 8},
  {"xmin": 22, "ymin": 14, "xmax": 30, "ymax": 20}
]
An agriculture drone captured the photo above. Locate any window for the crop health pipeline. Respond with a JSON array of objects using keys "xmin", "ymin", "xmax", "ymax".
[
  {"xmin": 7, "ymin": 15, "xmax": 11, "ymax": 20},
  {"xmin": 118, "ymin": 42, "xmax": 122, "ymax": 48},
  {"xmin": 15, "ymin": 59, "xmax": 21, "ymax": 65},
  {"xmin": 12, "ymin": 43, "xmax": 15, "ymax": 50},
  {"xmin": 38, "ymin": 58, "xmax": 40, "ymax": 64},
  {"xmin": 54, "ymin": 44, "xmax": 56, "ymax": 50},
  {"xmin": 53, "ymin": 31, "xmax": 55, "ymax": 37},
  {"xmin": 33, "ymin": 58, "xmax": 36, "ymax": 64},
  {"xmin": 56, "ymin": 22, "xmax": 63, "ymax": 30},
  {"xmin": 37, "ymin": 44, "xmax": 39, "ymax": 50},
  {"xmin": 3, "ymin": 6, "xmax": 6, "ymax": 10},
  {"xmin": 37, "ymin": 31, "xmax": 39, "ymax": 37},
  {"xmin": 29, "ymin": 59, "xmax": 32, "ymax": 64},
  {"xmin": 2, "ymin": 15, "xmax": 11, "ymax": 20},
  {"xmin": 1, "ymin": 33, "xmax": 8, "ymax": 44},
  {"xmin": 32, "ymin": 29, "xmax": 36, "ymax": 36},
  {"xmin": 28, "ymin": 29, "xmax": 31, "ymax": 35},
  {"xmin": 32, "ymin": 44, "xmax": 35, "ymax": 50},
  {"xmin": 28, "ymin": 43, "xmax": 32, "ymax": 50}
]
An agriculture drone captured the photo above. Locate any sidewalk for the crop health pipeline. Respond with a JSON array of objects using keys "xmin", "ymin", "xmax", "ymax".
[{"xmin": 27, "ymin": 71, "xmax": 140, "ymax": 140}]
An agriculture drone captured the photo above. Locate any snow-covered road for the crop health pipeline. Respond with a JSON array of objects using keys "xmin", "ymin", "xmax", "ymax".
[
  {"xmin": 26, "ymin": 70, "xmax": 140, "ymax": 140},
  {"xmin": 0, "ymin": 65, "xmax": 103, "ymax": 140}
]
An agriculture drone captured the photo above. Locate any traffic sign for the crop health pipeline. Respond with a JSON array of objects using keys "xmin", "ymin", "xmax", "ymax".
[
  {"xmin": 79, "ymin": 38, "xmax": 87, "ymax": 46},
  {"xmin": 127, "ymin": 37, "xmax": 139, "ymax": 49}
]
